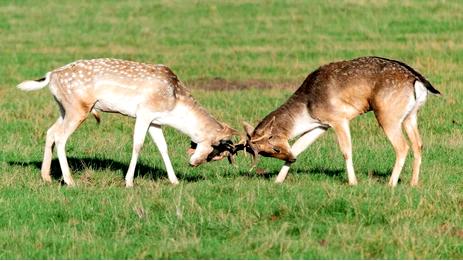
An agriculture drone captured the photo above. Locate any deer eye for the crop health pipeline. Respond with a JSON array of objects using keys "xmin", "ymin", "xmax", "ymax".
[{"xmin": 273, "ymin": 146, "xmax": 281, "ymax": 153}]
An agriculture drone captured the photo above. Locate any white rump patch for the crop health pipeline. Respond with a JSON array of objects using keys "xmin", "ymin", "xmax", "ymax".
[
  {"xmin": 414, "ymin": 81, "xmax": 428, "ymax": 106},
  {"xmin": 400, "ymin": 81, "xmax": 429, "ymax": 122}
]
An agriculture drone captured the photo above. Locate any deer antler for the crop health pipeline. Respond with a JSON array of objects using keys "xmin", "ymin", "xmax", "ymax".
[{"xmin": 231, "ymin": 134, "xmax": 259, "ymax": 167}]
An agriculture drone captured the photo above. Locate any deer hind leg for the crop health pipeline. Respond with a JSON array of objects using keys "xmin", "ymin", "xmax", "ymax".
[
  {"xmin": 402, "ymin": 81, "xmax": 427, "ymax": 186},
  {"xmin": 332, "ymin": 121, "xmax": 357, "ymax": 185},
  {"xmin": 41, "ymin": 117, "xmax": 63, "ymax": 182},
  {"xmin": 275, "ymin": 127, "xmax": 327, "ymax": 183},
  {"xmin": 125, "ymin": 114, "xmax": 153, "ymax": 188},
  {"xmin": 148, "ymin": 124, "xmax": 179, "ymax": 185},
  {"xmin": 54, "ymin": 111, "xmax": 87, "ymax": 186},
  {"xmin": 375, "ymin": 111, "xmax": 410, "ymax": 187},
  {"xmin": 403, "ymin": 111, "xmax": 422, "ymax": 186}
]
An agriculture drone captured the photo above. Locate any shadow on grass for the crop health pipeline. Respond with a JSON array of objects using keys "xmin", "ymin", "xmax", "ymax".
[
  {"xmin": 367, "ymin": 169, "xmax": 398, "ymax": 183},
  {"xmin": 241, "ymin": 166, "xmax": 396, "ymax": 184},
  {"xmin": 240, "ymin": 166, "xmax": 345, "ymax": 180},
  {"xmin": 8, "ymin": 157, "xmax": 204, "ymax": 183}
]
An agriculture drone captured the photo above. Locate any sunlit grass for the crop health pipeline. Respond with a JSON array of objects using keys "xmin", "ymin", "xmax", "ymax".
[{"xmin": 0, "ymin": 0, "xmax": 462, "ymax": 259}]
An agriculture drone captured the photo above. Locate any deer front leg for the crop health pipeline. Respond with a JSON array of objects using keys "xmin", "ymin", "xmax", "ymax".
[
  {"xmin": 125, "ymin": 115, "xmax": 152, "ymax": 188},
  {"xmin": 276, "ymin": 127, "xmax": 327, "ymax": 183},
  {"xmin": 148, "ymin": 124, "xmax": 179, "ymax": 185}
]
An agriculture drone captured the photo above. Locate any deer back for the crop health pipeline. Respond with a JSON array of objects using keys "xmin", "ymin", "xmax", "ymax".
[
  {"xmin": 292, "ymin": 56, "xmax": 437, "ymax": 124},
  {"xmin": 48, "ymin": 58, "xmax": 191, "ymax": 116}
]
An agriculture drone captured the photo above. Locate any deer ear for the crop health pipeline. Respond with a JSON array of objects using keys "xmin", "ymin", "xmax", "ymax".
[
  {"xmin": 242, "ymin": 121, "xmax": 254, "ymax": 138},
  {"xmin": 216, "ymin": 123, "xmax": 240, "ymax": 141},
  {"xmin": 213, "ymin": 123, "xmax": 239, "ymax": 146},
  {"xmin": 229, "ymin": 127, "xmax": 240, "ymax": 136},
  {"xmin": 261, "ymin": 116, "xmax": 275, "ymax": 136},
  {"xmin": 221, "ymin": 123, "xmax": 240, "ymax": 136}
]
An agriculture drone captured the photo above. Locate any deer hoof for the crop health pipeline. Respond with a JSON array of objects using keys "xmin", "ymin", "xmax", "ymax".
[{"xmin": 42, "ymin": 175, "xmax": 52, "ymax": 183}]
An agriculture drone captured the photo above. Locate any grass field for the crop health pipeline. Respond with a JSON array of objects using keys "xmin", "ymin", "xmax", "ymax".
[{"xmin": 1, "ymin": 0, "xmax": 462, "ymax": 259}]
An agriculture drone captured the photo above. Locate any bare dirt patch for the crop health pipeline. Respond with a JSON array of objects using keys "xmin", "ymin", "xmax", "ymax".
[{"xmin": 186, "ymin": 77, "xmax": 299, "ymax": 91}]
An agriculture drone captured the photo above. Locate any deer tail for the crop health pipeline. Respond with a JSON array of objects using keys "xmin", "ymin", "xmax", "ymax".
[{"xmin": 17, "ymin": 72, "xmax": 52, "ymax": 91}]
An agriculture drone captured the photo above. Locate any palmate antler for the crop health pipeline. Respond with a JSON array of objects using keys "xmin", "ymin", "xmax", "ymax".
[
  {"xmin": 188, "ymin": 138, "xmax": 242, "ymax": 165},
  {"xmin": 230, "ymin": 134, "xmax": 259, "ymax": 167},
  {"xmin": 187, "ymin": 132, "xmax": 259, "ymax": 167},
  {"xmin": 208, "ymin": 139, "xmax": 236, "ymax": 164}
]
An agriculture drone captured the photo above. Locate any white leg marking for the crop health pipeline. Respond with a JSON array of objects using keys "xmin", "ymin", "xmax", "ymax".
[
  {"xmin": 276, "ymin": 163, "xmax": 291, "ymax": 183},
  {"xmin": 275, "ymin": 127, "xmax": 327, "ymax": 183},
  {"xmin": 388, "ymin": 150, "xmax": 408, "ymax": 187},
  {"xmin": 148, "ymin": 125, "xmax": 179, "ymax": 185},
  {"xmin": 346, "ymin": 157, "xmax": 356, "ymax": 185}
]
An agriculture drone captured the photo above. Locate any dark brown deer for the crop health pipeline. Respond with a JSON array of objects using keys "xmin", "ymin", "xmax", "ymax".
[
  {"xmin": 18, "ymin": 58, "xmax": 239, "ymax": 187},
  {"xmin": 240, "ymin": 56, "xmax": 440, "ymax": 187}
]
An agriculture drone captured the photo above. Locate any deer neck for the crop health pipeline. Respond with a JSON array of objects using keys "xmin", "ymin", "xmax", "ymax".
[
  {"xmin": 159, "ymin": 98, "xmax": 222, "ymax": 143},
  {"xmin": 258, "ymin": 99, "xmax": 321, "ymax": 141}
]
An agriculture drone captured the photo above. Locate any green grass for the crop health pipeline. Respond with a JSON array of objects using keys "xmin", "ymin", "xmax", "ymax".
[{"xmin": 1, "ymin": 0, "xmax": 462, "ymax": 259}]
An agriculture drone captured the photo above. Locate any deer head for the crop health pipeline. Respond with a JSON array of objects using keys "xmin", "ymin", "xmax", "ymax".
[
  {"xmin": 187, "ymin": 123, "xmax": 240, "ymax": 166},
  {"xmin": 235, "ymin": 116, "xmax": 296, "ymax": 166}
]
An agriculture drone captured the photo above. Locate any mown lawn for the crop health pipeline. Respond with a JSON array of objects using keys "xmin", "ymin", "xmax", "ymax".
[{"xmin": 0, "ymin": 0, "xmax": 462, "ymax": 259}]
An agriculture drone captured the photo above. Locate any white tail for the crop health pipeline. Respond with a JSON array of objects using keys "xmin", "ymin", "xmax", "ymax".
[
  {"xmin": 18, "ymin": 59, "xmax": 238, "ymax": 187},
  {"xmin": 17, "ymin": 72, "xmax": 51, "ymax": 91}
]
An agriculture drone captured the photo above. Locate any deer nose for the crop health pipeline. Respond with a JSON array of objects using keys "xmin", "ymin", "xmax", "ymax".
[
  {"xmin": 287, "ymin": 157, "xmax": 296, "ymax": 163},
  {"xmin": 189, "ymin": 162, "xmax": 199, "ymax": 167},
  {"xmin": 189, "ymin": 159, "xmax": 200, "ymax": 167}
]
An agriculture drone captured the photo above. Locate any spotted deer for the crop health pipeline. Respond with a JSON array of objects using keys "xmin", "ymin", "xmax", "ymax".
[
  {"xmin": 239, "ymin": 56, "xmax": 440, "ymax": 187},
  {"xmin": 17, "ymin": 58, "xmax": 239, "ymax": 187}
]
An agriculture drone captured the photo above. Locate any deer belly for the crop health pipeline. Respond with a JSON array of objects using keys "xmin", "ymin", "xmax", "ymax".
[{"xmin": 93, "ymin": 97, "xmax": 138, "ymax": 117}]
